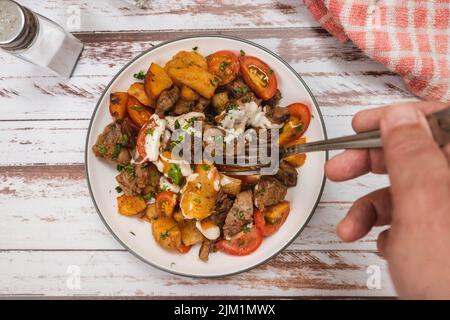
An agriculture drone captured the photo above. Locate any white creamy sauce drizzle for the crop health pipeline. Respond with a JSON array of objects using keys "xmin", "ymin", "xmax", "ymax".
[
  {"xmin": 218, "ymin": 101, "xmax": 281, "ymax": 142},
  {"xmin": 195, "ymin": 221, "xmax": 220, "ymax": 241},
  {"xmin": 165, "ymin": 112, "xmax": 205, "ymax": 136},
  {"xmin": 143, "ymin": 114, "xmax": 166, "ymax": 162},
  {"xmin": 159, "ymin": 176, "xmax": 180, "ymax": 194},
  {"xmin": 159, "ymin": 153, "xmax": 193, "ymax": 177}
]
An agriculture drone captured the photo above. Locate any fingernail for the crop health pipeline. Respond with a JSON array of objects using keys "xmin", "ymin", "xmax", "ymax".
[{"xmin": 383, "ymin": 105, "xmax": 419, "ymax": 132}]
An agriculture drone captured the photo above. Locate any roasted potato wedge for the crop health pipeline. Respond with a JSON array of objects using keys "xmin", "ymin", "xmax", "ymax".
[
  {"xmin": 145, "ymin": 203, "xmax": 158, "ymax": 221},
  {"xmin": 180, "ymin": 164, "xmax": 220, "ymax": 220},
  {"xmin": 117, "ymin": 195, "xmax": 147, "ymax": 216},
  {"xmin": 284, "ymin": 137, "xmax": 307, "ymax": 167},
  {"xmin": 219, "ymin": 174, "xmax": 241, "ymax": 196},
  {"xmin": 152, "ymin": 216, "xmax": 182, "ymax": 251},
  {"xmin": 109, "ymin": 92, "xmax": 128, "ymax": 120},
  {"xmin": 165, "ymin": 51, "xmax": 208, "ymax": 71},
  {"xmin": 211, "ymin": 92, "xmax": 229, "ymax": 114},
  {"xmin": 180, "ymin": 220, "xmax": 204, "ymax": 246},
  {"xmin": 180, "ymin": 85, "xmax": 200, "ymax": 101},
  {"xmin": 144, "ymin": 63, "xmax": 173, "ymax": 100},
  {"xmin": 126, "ymin": 95, "xmax": 152, "ymax": 127},
  {"xmin": 166, "ymin": 65, "xmax": 218, "ymax": 99},
  {"xmin": 128, "ymin": 82, "xmax": 153, "ymax": 107}
]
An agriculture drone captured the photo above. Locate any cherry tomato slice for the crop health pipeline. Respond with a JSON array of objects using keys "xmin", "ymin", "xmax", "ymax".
[
  {"xmin": 207, "ymin": 50, "xmax": 240, "ymax": 86},
  {"xmin": 284, "ymin": 137, "xmax": 307, "ymax": 167},
  {"xmin": 136, "ymin": 118, "xmax": 159, "ymax": 159},
  {"xmin": 239, "ymin": 56, "xmax": 277, "ymax": 100},
  {"xmin": 254, "ymin": 201, "xmax": 290, "ymax": 237},
  {"xmin": 278, "ymin": 103, "xmax": 311, "ymax": 146},
  {"xmin": 126, "ymin": 95, "xmax": 153, "ymax": 127},
  {"xmin": 156, "ymin": 191, "xmax": 177, "ymax": 218},
  {"xmin": 216, "ymin": 226, "xmax": 263, "ymax": 256}
]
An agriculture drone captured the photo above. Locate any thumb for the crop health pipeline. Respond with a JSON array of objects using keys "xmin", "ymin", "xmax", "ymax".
[{"xmin": 380, "ymin": 105, "xmax": 448, "ymax": 199}]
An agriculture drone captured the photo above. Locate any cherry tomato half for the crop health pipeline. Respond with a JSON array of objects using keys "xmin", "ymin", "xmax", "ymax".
[
  {"xmin": 216, "ymin": 226, "xmax": 263, "ymax": 256},
  {"xmin": 136, "ymin": 118, "xmax": 159, "ymax": 159},
  {"xmin": 254, "ymin": 201, "xmax": 290, "ymax": 237},
  {"xmin": 156, "ymin": 191, "xmax": 178, "ymax": 218},
  {"xmin": 278, "ymin": 103, "xmax": 311, "ymax": 146},
  {"xmin": 207, "ymin": 50, "xmax": 240, "ymax": 86},
  {"xmin": 239, "ymin": 56, "xmax": 277, "ymax": 100},
  {"xmin": 126, "ymin": 95, "xmax": 153, "ymax": 127}
]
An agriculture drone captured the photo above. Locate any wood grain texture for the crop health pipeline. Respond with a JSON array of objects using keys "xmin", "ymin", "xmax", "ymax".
[
  {"xmin": 0, "ymin": 250, "xmax": 394, "ymax": 297},
  {"xmin": 17, "ymin": 0, "xmax": 319, "ymax": 32},
  {"xmin": 0, "ymin": 165, "xmax": 387, "ymax": 250},
  {"xmin": 0, "ymin": 1, "xmax": 407, "ymax": 298},
  {"xmin": 0, "ymin": 30, "xmax": 416, "ymax": 121}
]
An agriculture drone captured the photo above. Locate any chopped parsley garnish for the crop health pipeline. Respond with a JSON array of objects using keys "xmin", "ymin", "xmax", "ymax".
[
  {"xmin": 210, "ymin": 79, "xmax": 217, "ymax": 86},
  {"xmin": 125, "ymin": 164, "xmax": 135, "ymax": 177},
  {"xmin": 192, "ymin": 46, "xmax": 198, "ymax": 51},
  {"xmin": 146, "ymin": 128, "xmax": 155, "ymax": 136},
  {"xmin": 96, "ymin": 144, "xmax": 107, "ymax": 156},
  {"xmin": 168, "ymin": 163, "xmax": 182, "ymax": 185},
  {"xmin": 160, "ymin": 226, "xmax": 177, "ymax": 240},
  {"xmin": 268, "ymin": 69, "xmax": 274, "ymax": 74},
  {"xmin": 240, "ymin": 49, "xmax": 246, "ymax": 56},
  {"xmin": 233, "ymin": 86, "xmax": 248, "ymax": 95},
  {"xmin": 182, "ymin": 117, "xmax": 196, "ymax": 130},
  {"xmin": 143, "ymin": 192, "xmax": 155, "ymax": 201},
  {"xmin": 116, "ymin": 164, "xmax": 124, "ymax": 172},
  {"xmin": 169, "ymin": 135, "xmax": 184, "ymax": 150},
  {"xmin": 133, "ymin": 70, "xmax": 146, "ymax": 80},
  {"xmin": 122, "ymin": 134, "xmax": 129, "ymax": 145},
  {"xmin": 131, "ymin": 106, "xmax": 145, "ymax": 112},
  {"xmin": 219, "ymin": 61, "xmax": 230, "ymax": 71},
  {"xmin": 161, "ymin": 185, "xmax": 169, "ymax": 192},
  {"xmin": 115, "ymin": 186, "xmax": 122, "ymax": 193},
  {"xmin": 238, "ymin": 210, "xmax": 245, "ymax": 219},
  {"xmin": 242, "ymin": 222, "xmax": 251, "ymax": 233},
  {"xmin": 295, "ymin": 123, "xmax": 304, "ymax": 132},
  {"xmin": 174, "ymin": 119, "xmax": 181, "ymax": 130},
  {"xmin": 112, "ymin": 143, "xmax": 122, "ymax": 159},
  {"xmin": 227, "ymin": 103, "xmax": 238, "ymax": 111},
  {"xmin": 201, "ymin": 164, "xmax": 211, "ymax": 171}
]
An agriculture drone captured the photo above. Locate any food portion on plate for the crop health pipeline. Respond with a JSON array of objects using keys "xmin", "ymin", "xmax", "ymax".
[{"xmin": 92, "ymin": 48, "xmax": 311, "ymax": 262}]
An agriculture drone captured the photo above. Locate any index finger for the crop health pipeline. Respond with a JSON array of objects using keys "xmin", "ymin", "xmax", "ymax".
[{"xmin": 352, "ymin": 101, "xmax": 449, "ymax": 133}]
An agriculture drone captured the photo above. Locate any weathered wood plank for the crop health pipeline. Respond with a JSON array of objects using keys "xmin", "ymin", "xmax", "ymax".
[
  {"xmin": 0, "ymin": 250, "xmax": 395, "ymax": 297},
  {"xmin": 17, "ymin": 0, "xmax": 319, "ymax": 32},
  {"xmin": 0, "ymin": 30, "xmax": 416, "ymax": 121},
  {"xmin": 0, "ymin": 165, "xmax": 387, "ymax": 250}
]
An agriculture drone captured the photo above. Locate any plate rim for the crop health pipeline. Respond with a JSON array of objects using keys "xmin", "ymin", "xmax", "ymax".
[{"xmin": 84, "ymin": 34, "xmax": 328, "ymax": 278}]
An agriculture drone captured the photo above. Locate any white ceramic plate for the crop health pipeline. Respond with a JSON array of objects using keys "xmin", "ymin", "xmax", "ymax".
[{"xmin": 85, "ymin": 35, "xmax": 327, "ymax": 277}]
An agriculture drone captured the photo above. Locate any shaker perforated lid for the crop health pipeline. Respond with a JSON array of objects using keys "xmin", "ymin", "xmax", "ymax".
[{"xmin": 0, "ymin": 0, "xmax": 37, "ymax": 50}]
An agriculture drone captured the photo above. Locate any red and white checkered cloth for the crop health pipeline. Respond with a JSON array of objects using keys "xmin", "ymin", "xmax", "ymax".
[{"xmin": 304, "ymin": 0, "xmax": 450, "ymax": 102}]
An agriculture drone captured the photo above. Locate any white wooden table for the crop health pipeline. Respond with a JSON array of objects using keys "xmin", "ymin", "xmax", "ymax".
[{"xmin": 0, "ymin": 0, "xmax": 418, "ymax": 299}]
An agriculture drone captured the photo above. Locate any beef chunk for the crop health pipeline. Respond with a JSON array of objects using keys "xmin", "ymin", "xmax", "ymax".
[
  {"xmin": 116, "ymin": 162, "xmax": 160, "ymax": 196},
  {"xmin": 236, "ymin": 91, "xmax": 262, "ymax": 106},
  {"xmin": 199, "ymin": 239, "xmax": 213, "ymax": 262},
  {"xmin": 223, "ymin": 190, "xmax": 253, "ymax": 239},
  {"xmin": 92, "ymin": 119, "xmax": 137, "ymax": 165},
  {"xmin": 275, "ymin": 160, "xmax": 298, "ymax": 187},
  {"xmin": 254, "ymin": 176, "xmax": 287, "ymax": 210},
  {"xmin": 210, "ymin": 191, "xmax": 234, "ymax": 228},
  {"xmin": 192, "ymin": 96, "xmax": 210, "ymax": 112},
  {"xmin": 265, "ymin": 105, "xmax": 289, "ymax": 125},
  {"xmin": 225, "ymin": 78, "xmax": 249, "ymax": 99},
  {"xmin": 171, "ymin": 99, "xmax": 194, "ymax": 115},
  {"xmin": 264, "ymin": 89, "xmax": 282, "ymax": 107},
  {"xmin": 156, "ymin": 86, "xmax": 180, "ymax": 116}
]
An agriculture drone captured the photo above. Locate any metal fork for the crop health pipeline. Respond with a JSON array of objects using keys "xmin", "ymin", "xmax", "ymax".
[{"xmin": 219, "ymin": 105, "xmax": 450, "ymax": 175}]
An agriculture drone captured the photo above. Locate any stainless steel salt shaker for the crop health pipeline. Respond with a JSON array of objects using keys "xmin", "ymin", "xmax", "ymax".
[{"xmin": 0, "ymin": 0, "xmax": 83, "ymax": 78}]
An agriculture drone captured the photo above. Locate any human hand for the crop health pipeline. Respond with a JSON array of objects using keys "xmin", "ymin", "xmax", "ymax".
[{"xmin": 325, "ymin": 101, "xmax": 450, "ymax": 299}]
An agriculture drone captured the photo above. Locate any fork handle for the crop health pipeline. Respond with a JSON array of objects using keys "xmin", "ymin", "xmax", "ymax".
[{"xmin": 282, "ymin": 129, "xmax": 382, "ymax": 157}]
